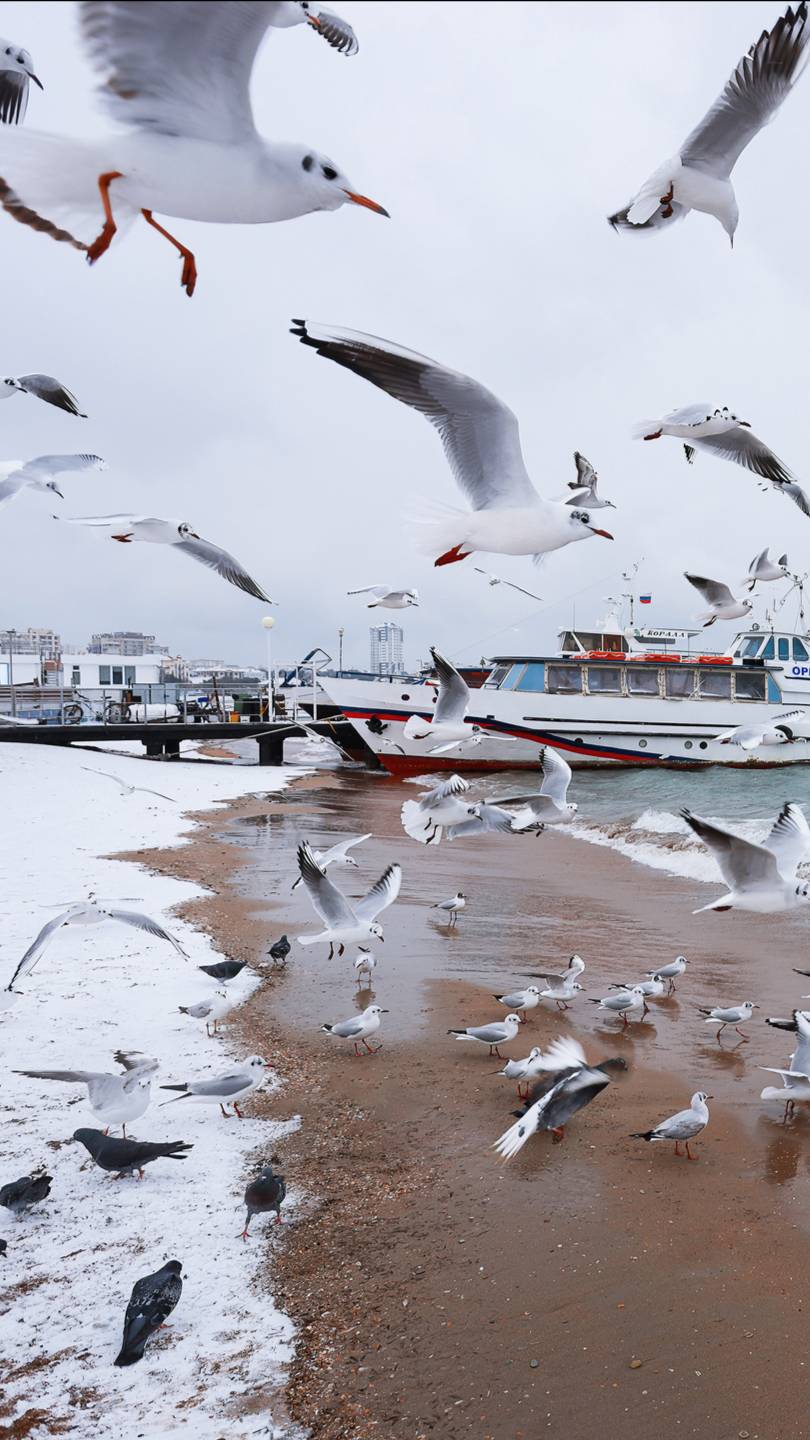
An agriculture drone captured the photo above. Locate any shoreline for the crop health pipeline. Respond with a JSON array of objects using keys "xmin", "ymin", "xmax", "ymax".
[{"xmin": 139, "ymin": 764, "xmax": 810, "ymax": 1440}]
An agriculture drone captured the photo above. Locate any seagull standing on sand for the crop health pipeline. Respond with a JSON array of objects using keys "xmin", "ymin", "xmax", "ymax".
[
  {"xmin": 563, "ymin": 452, "xmax": 616, "ymax": 510},
  {"xmin": 290, "ymin": 833, "xmax": 371, "ymax": 889},
  {"xmin": 631, "ymin": 1092, "xmax": 711, "ymax": 1161},
  {"xmin": 492, "ymin": 986, "xmax": 541, "ymax": 1023},
  {"xmin": 494, "ymin": 1046, "xmax": 550, "ymax": 1098},
  {"xmin": 80, "ymin": 767, "xmax": 176, "ymax": 802},
  {"xmin": 178, "ymin": 990, "xmax": 232, "ymax": 1036},
  {"xmin": 56, "ymin": 514, "xmax": 273, "ymax": 602},
  {"xmin": 647, "ymin": 955, "xmax": 687, "ymax": 993},
  {"xmin": 0, "ymin": 373, "xmax": 84, "ymax": 414},
  {"xmin": 292, "ymin": 321, "xmax": 614, "ymax": 566},
  {"xmin": 347, "ymin": 585, "xmax": 419, "ymax": 609},
  {"xmin": 448, "ymin": 1013, "xmax": 521, "ymax": 1059},
  {"xmin": 494, "ymin": 1037, "xmax": 627, "ymax": 1157},
  {"xmin": 13, "ymin": 1051, "xmax": 157, "ymax": 1135},
  {"xmin": 160, "ymin": 1055, "xmax": 267, "ymax": 1118},
  {"xmin": 322, "ymin": 1003, "xmax": 387, "ymax": 1056},
  {"xmin": 0, "ymin": 453, "xmax": 105, "ymax": 509},
  {"xmin": 114, "ymin": 1260, "xmax": 183, "ymax": 1367},
  {"xmin": 403, "ymin": 648, "xmax": 483, "ymax": 755},
  {"xmin": 699, "ymin": 1000, "xmax": 759, "ymax": 1040},
  {"xmin": 682, "ymin": 803, "xmax": 810, "ymax": 912},
  {"xmin": 401, "ymin": 775, "xmax": 480, "ymax": 845},
  {"xmin": 609, "ymin": 1, "xmax": 810, "ymax": 242},
  {"xmin": 684, "ymin": 572, "xmax": 752, "ymax": 627},
  {"xmin": 609, "ymin": 974, "xmax": 665, "ymax": 1015},
  {"xmin": 353, "ymin": 947, "xmax": 377, "ymax": 984},
  {"xmin": 6, "ymin": 899, "xmax": 187, "ymax": 994},
  {"xmin": 487, "ymin": 747, "xmax": 577, "ymax": 832},
  {"xmin": 296, "ymin": 842, "xmax": 401, "ymax": 957},
  {"xmin": 761, "ymin": 1009, "xmax": 810, "ymax": 1118},
  {"xmin": 742, "ymin": 548, "xmax": 790, "ymax": 590},
  {"xmin": 589, "ymin": 986, "xmax": 647, "ymax": 1027},
  {"xmin": 635, "ymin": 405, "xmax": 810, "ymax": 516},
  {"xmin": 432, "ymin": 892, "xmax": 466, "ymax": 925},
  {"xmin": 714, "ymin": 710, "xmax": 805, "ymax": 752},
  {"xmin": 0, "ymin": 40, "xmax": 42, "ymax": 125},
  {"xmin": 538, "ymin": 977, "xmax": 584, "ymax": 1012},
  {"xmin": 0, "ymin": 1, "xmax": 382, "ymax": 298}
]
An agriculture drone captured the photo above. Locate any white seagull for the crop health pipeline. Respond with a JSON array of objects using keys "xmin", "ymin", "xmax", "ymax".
[
  {"xmin": 741, "ymin": 547, "xmax": 790, "ymax": 590},
  {"xmin": 494, "ymin": 1045, "xmax": 551, "ymax": 1097},
  {"xmin": 682, "ymin": 803, "xmax": 810, "ymax": 913},
  {"xmin": 494, "ymin": 1037, "xmax": 625, "ymax": 1158},
  {"xmin": 448, "ymin": 1013, "xmax": 521, "ymax": 1058},
  {"xmin": 80, "ymin": 766, "xmax": 176, "ymax": 802},
  {"xmin": 178, "ymin": 990, "xmax": 232, "ymax": 1036},
  {"xmin": 0, "ymin": 40, "xmax": 42, "ymax": 125},
  {"xmin": 646, "ymin": 955, "xmax": 687, "ymax": 992},
  {"xmin": 400, "ymin": 774, "xmax": 480, "ymax": 845},
  {"xmin": 761, "ymin": 1009, "xmax": 810, "ymax": 1118},
  {"xmin": 13, "ymin": 1050, "xmax": 157, "ymax": 1136},
  {"xmin": 0, "ymin": 373, "xmax": 84, "ymax": 415},
  {"xmin": 445, "ymin": 801, "xmax": 515, "ymax": 841},
  {"xmin": 431, "ymin": 891, "xmax": 466, "ymax": 925},
  {"xmin": 487, "ymin": 746, "xmax": 577, "ymax": 832},
  {"xmin": 403, "ymin": 648, "xmax": 483, "ymax": 755},
  {"xmin": 714, "ymin": 710, "xmax": 805, "ymax": 752},
  {"xmin": 295, "ymin": 841, "xmax": 401, "ymax": 957},
  {"xmin": 635, "ymin": 405, "xmax": 810, "ymax": 516},
  {"xmin": 528, "ymin": 953, "xmax": 586, "ymax": 987},
  {"xmin": 699, "ymin": 1000, "xmax": 758, "ymax": 1039},
  {"xmin": 347, "ymin": 584, "xmax": 419, "ymax": 609},
  {"xmin": 6, "ymin": 898, "xmax": 187, "ymax": 993},
  {"xmin": 631, "ymin": 1091, "xmax": 711, "ymax": 1161},
  {"xmin": 538, "ymin": 977, "xmax": 584, "ymax": 1012},
  {"xmin": 684, "ymin": 572, "xmax": 752, "ymax": 627},
  {"xmin": 0, "ymin": 453, "xmax": 105, "ymax": 509},
  {"xmin": 160, "ymin": 1054, "xmax": 267, "ymax": 1117},
  {"xmin": 57, "ymin": 513, "xmax": 272, "ymax": 602},
  {"xmin": 492, "ymin": 985, "xmax": 541, "ymax": 1023},
  {"xmin": 292, "ymin": 320, "xmax": 615, "ymax": 566},
  {"xmin": 474, "ymin": 568, "xmax": 543, "ymax": 601},
  {"xmin": 589, "ymin": 985, "xmax": 647, "ymax": 1027},
  {"xmin": 562, "ymin": 452, "xmax": 615, "ymax": 510},
  {"xmin": 290, "ymin": 832, "xmax": 372, "ymax": 889},
  {"xmin": 609, "ymin": 974, "xmax": 665, "ymax": 1014},
  {"xmin": 321, "ymin": 1003, "xmax": 387, "ymax": 1057},
  {"xmin": 353, "ymin": 947, "xmax": 377, "ymax": 983},
  {"xmin": 0, "ymin": 1, "xmax": 381, "ymax": 298},
  {"xmin": 609, "ymin": 1, "xmax": 810, "ymax": 242}
]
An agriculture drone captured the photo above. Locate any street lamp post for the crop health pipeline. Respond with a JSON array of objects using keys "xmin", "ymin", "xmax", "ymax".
[
  {"xmin": 261, "ymin": 615, "xmax": 276, "ymax": 720},
  {"xmin": 338, "ymin": 627, "xmax": 345, "ymax": 674},
  {"xmin": 7, "ymin": 630, "xmax": 16, "ymax": 718}
]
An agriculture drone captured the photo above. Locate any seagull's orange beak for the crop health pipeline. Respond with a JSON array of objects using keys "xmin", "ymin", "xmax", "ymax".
[
  {"xmin": 307, "ymin": 12, "xmax": 322, "ymax": 27},
  {"xmin": 589, "ymin": 527, "xmax": 614, "ymax": 539},
  {"xmin": 342, "ymin": 189, "xmax": 390, "ymax": 217}
]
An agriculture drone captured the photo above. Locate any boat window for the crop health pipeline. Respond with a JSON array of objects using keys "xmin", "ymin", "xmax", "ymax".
[
  {"xmin": 515, "ymin": 663, "xmax": 545, "ymax": 692},
  {"xmin": 665, "ymin": 668, "xmax": 695, "ymax": 698},
  {"xmin": 626, "ymin": 667, "xmax": 659, "ymax": 695},
  {"xmin": 574, "ymin": 633, "xmax": 600, "ymax": 651},
  {"xmin": 500, "ymin": 664, "xmax": 526, "ymax": 690},
  {"xmin": 587, "ymin": 666, "xmax": 622, "ymax": 694},
  {"xmin": 778, "ymin": 638, "xmax": 790, "ymax": 662},
  {"xmin": 547, "ymin": 664, "xmax": 582, "ymax": 694},
  {"xmin": 485, "ymin": 664, "xmax": 511, "ymax": 689},
  {"xmin": 698, "ymin": 669, "xmax": 731, "ymax": 699},
  {"xmin": 740, "ymin": 638, "xmax": 761, "ymax": 658},
  {"xmin": 794, "ymin": 639, "xmax": 809, "ymax": 661},
  {"xmin": 761, "ymin": 638, "xmax": 775, "ymax": 660},
  {"xmin": 734, "ymin": 671, "xmax": 766, "ymax": 701},
  {"xmin": 559, "ymin": 632, "xmax": 582, "ymax": 653}
]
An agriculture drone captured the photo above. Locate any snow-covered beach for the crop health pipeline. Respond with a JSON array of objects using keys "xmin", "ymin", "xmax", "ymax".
[{"xmin": 0, "ymin": 743, "xmax": 307, "ymax": 1439}]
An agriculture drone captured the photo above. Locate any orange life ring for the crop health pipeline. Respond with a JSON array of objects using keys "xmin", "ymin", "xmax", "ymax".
[{"xmin": 698, "ymin": 655, "xmax": 732, "ymax": 665}]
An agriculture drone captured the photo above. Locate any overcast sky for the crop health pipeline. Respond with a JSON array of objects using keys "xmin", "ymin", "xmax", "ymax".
[{"xmin": 1, "ymin": 0, "xmax": 809, "ymax": 670}]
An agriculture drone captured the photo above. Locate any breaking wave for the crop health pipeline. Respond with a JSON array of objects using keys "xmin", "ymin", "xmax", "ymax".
[{"xmin": 571, "ymin": 808, "xmax": 805, "ymax": 884}]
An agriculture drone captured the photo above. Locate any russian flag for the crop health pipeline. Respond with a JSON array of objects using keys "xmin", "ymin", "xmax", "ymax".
[{"xmin": 639, "ymin": 594, "xmax": 652, "ymax": 604}]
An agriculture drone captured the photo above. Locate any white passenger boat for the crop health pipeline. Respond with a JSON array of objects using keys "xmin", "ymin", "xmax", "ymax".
[{"xmin": 320, "ymin": 607, "xmax": 810, "ymax": 773}]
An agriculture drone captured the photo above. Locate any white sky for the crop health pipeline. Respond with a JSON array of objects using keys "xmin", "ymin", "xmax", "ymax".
[{"xmin": 1, "ymin": 1, "xmax": 809, "ymax": 669}]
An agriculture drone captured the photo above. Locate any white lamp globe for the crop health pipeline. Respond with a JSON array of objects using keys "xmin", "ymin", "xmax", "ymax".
[{"xmin": 261, "ymin": 615, "xmax": 276, "ymax": 631}]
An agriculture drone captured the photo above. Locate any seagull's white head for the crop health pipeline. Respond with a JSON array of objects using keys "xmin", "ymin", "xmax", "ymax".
[
  {"xmin": 692, "ymin": 1091, "xmax": 711, "ymax": 1106},
  {"xmin": 2, "ymin": 44, "xmax": 42, "ymax": 87},
  {"xmin": 295, "ymin": 148, "xmax": 389, "ymax": 218},
  {"xmin": 368, "ymin": 921, "xmax": 385, "ymax": 941},
  {"xmin": 45, "ymin": 480, "xmax": 64, "ymax": 499},
  {"xmin": 2, "ymin": 377, "xmax": 23, "ymax": 395},
  {"xmin": 177, "ymin": 521, "xmax": 201, "ymax": 540},
  {"xmin": 568, "ymin": 508, "xmax": 613, "ymax": 543}
]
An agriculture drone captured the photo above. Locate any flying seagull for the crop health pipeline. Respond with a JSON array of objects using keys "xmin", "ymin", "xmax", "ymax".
[
  {"xmin": 115, "ymin": 1260, "xmax": 183, "ymax": 1366},
  {"xmin": 714, "ymin": 710, "xmax": 805, "ymax": 752},
  {"xmin": 403, "ymin": 648, "xmax": 483, "ymax": 755},
  {"xmin": 295, "ymin": 841, "xmax": 401, "ymax": 956},
  {"xmin": 486, "ymin": 746, "xmax": 577, "ymax": 832},
  {"xmin": 0, "ymin": 1, "xmax": 382, "ymax": 297},
  {"xmin": 631, "ymin": 1091, "xmax": 711, "ymax": 1161},
  {"xmin": 563, "ymin": 452, "xmax": 615, "ymax": 509},
  {"xmin": 400, "ymin": 774, "xmax": 480, "ymax": 845},
  {"xmin": 494, "ymin": 1037, "xmax": 626, "ymax": 1158},
  {"xmin": 0, "ymin": 40, "xmax": 42, "ymax": 125},
  {"xmin": 635, "ymin": 405, "xmax": 810, "ymax": 516},
  {"xmin": 445, "ymin": 801, "xmax": 515, "ymax": 841},
  {"xmin": 290, "ymin": 832, "xmax": 372, "ymax": 889},
  {"xmin": 474, "ymin": 569, "xmax": 544, "ymax": 601},
  {"xmin": 741, "ymin": 548, "xmax": 790, "ymax": 590},
  {"xmin": 0, "ymin": 373, "xmax": 84, "ymax": 414},
  {"xmin": 56, "ymin": 514, "xmax": 273, "ymax": 602},
  {"xmin": 682, "ymin": 803, "xmax": 810, "ymax": 912},
  {"xmin": 684, "ymin": 572, "xmax": 752, "ymax": 627},
  {"xmin": 609, "ymin": 2, "xmax": 810, "ymax": 242},
  {"xmin": 347, "ymin": 584, "xmax": 419, "ymax": 609},
  {"xmin": 0, "ymin": 453, "xmax": 105, "ymax": 509},
  {"xmin": 292, "ymin": 321, "xmax": 614, "ymax": 566},
  {"xmin": 80, "ymin": 767, "xmax": 176, "ymax": 802},
  {"xmin": 6, "ymin": 898, "xmax": 187, "ymax": 993}
]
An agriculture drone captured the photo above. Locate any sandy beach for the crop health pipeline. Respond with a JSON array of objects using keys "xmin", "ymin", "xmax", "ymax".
[{"xmin": 136, "ymin": 764, "xmax": 810, "ymax": 1440}]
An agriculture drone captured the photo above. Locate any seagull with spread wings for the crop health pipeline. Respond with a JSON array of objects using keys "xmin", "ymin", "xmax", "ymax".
[
  {"xmin": 562, "ymin": 452, "xmax": 615, "ymax": 510},
  {"xmin": 0, "ymin": 454, "xmax": 105, "ymax": 509},
  {"xmin": 80, "ymin": 767, "xmax": 176, "ymax": 802},
  {"xmin": 290, "ymin": 832, "xmax": 372, "ymax": 888},
  {"xmin": 14, "ymin": 1051, "xmax": 158, "ymax": 1135},
  {"xmin": 400, "ymin": 774, "xmax": 480, "ymax": 845},
  {"xmin": 684, "ymin": 571, "xmax": 752, "ymax": 626},
  {"xmin": 494, "ymin": 1037, "xmax": 626, "ymax": 1158},
  {"xmin": 402, "ymin": 647, "xmax": 484, "ymax": 755},
  {"xmin": 714, "ymin": 709, "xmax": 805, "ymax": 752},
  {"xmin": 0, "ymin": 373, "xmax": 84, "ymax": 415},
  {"xmin": 6, "ymin": 898, "xmax": 187, "ymax": 993},
  {"xmin": 682, "ymin": 802, "xmax": 810, "ymax": 912},
  {"xmin": 295, "ymin": 841, "xmax": 401, "ymax": 957},
  {"xmin": 609, "ymin": 2, "xmax": 810, "ymax": 242},
  {"xmin": 292, "ymin": 320, "xmax": 614, "ymax": 566},
  {"xmin": 487, "ymin": 746, "xmax": 577, "ymax": 832},
  {"xmin": 347, "ymin": 584, "xmax": 419, "ymax": 609},
  {"xmin": 474, "ymin": 569, "xmax": 543, "ymax": 601},
  {"xmin": 741, "ymin": 548, "xmax": 790, "ymax": 590}
]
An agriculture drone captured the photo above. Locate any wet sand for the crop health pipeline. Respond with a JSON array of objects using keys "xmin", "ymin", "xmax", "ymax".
[{"xmin": 140, "ymin": 768, "xmax": 810, "ymax": 1440}]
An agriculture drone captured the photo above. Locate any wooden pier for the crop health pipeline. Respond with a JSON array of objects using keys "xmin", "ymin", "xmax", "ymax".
[{"xmin": 0, "ymin": 718, "xmax": 370, "ymax": 766}]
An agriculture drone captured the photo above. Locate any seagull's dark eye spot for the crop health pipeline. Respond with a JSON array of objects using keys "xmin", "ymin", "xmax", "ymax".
[
  {"xmin": 322, "ymin": 164, "xmax": 338, "ymax": 181},
  {"xmin": 4, "ymin": 48, "xmax": 11, "ymax": 56},
  {"xmin": 301, "ymin": 154, "xmax": 314, "ymax": 172}
]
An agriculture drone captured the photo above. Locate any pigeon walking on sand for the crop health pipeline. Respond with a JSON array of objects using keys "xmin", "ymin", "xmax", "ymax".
[
  {"xmin": 72, "ymin": 1129, "xmax": 192, "ymax": 1179},
  {"xmin": 321, "ymin": 1003, "xmax": 387, "ymax": 1057},
  {"xmin": 114, "ymin": 1260, "xmax": 183, "ymax": 1366},
  {"xmin": 160, "ymin": 1055, "xmax": 267, "ymax": 1118},
  {"xmin": 241, "ymin": 1164, "xmax": 287, "ymax": 1240},
  {"xmin": 0, "ymin": 1171, "xmax": 51, "ymax": 1216},
  {"xmin": 198, "ymin": 957, "xmax": 248, "ymax": 984},
  {"xmin": 631, "ymin": 1092, "xmax": 711, "ymax": 1161},
  {"xmin": 268, "ymin": 935, "xmax": 291, "ymax": 965}
]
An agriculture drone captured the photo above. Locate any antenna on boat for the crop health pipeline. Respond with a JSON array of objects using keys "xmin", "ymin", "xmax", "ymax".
[
  {"xmin": 621, "ymin": 560, "xmax": 642, "ymax": 630},
  {"xmin": 773, "ymin": 570, "xmax": 809, "ymax": 632}
]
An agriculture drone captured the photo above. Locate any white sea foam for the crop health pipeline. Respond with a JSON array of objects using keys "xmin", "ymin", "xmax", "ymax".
[
  {"xmin": 0, "ymin": 743, "xmax": 308, "ymax": 1438},
  {"xmin": 571, "ymin": 809, "xmax": 796, "ymax": 885}
]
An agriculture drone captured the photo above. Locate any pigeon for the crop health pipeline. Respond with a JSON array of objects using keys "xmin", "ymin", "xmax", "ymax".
[
  {"xmin": 448, "ymin": 1013, "xmax": 521, "ymax": 1058},
  {"xmin": 178, "ymin": 990, "xmax": 232, "ymax": 1037},
  {"xmin": 321, "ymin": 1003, "xmax": 387, "ymax": 1056},
  {"xmin": 6, "ymin": 897, "xmax": 186, "ymax": 994},
  {"xmin": 0, "ymin": 372, "xmax": 83, "ymax": 414},
  {"xmin": 347, "ymin": 584, "xmax": 419, "ymax": 609},
  {"xmin": 714, "ymin": 710, "xmax": 805, "ymax": 752},
  {"xmin": 268, "ymin": 934, "xmax": 291, "ymax": 965},
  {"xmin": 197, "ymin": 958, "xmax": 248, "ymax": 983},
  {"xmin": 400, "ymin": 774, "xmax": 480, "ymax": 845},
  {"xmin": 72, "ymin": 1128, "xmax": 192, "ymax": 1178},
  {"xmin": 0, "ymin": 1239, "xmax": 6, "ymax": 1258},
  {"xmin": 682, "ymin": 803, "xmax": 810, "ymax": 912},
  {"xmin": 631, "ymin": 1092, "xmax": 711, "ymax": 1161},
  {"xmin": 589, "ymin": 986, "xmax": 647, "ymax": 1026},
  {"xmin": 487, "ymin": 746, "xmax": 577, "ymax": 832},
  {"xmin": 159, "ymin": 1055, "xmax": 268, "ymax": 1118},
  {"xmin": 296, "ymin": 842, "xmax": 401, "ymax": 957},
  {"xmin": 13, "ymin": 1051, "xmax": 157, "ymax": 1135},
  {"xmin": 114, "ymin": 1260, "xmax": 183, "ymax": 1366},
  {"xmin": 646, "ymin": 955, "xmax": 687, "ymax": 993},
  {"xmin": 403, "ymin": 648, "xmax": 483, "ymax": 755},
  {"xmin": 492, "ymin": 986, "xmax": 541, "ymax": 1023},
  {"xmin": 494, "ymin": 1038, "xmax": 627, "ymax": 1158},
  {"xmin": 353, "ymin": 947, "xmax": 377, "ymax": 983},
  {"xmin": 698, "ymin": 1000, "xmax": 759, "ymax": 1039},
  {"xmin": 609, "ymin": 2, "xmax": 810, "ymax": 243},
  {"xmin": 431, "ymin": 892, "xmax": 466, "ymax": 926},
  {"xmin": 0, "ymin": 1171, "xmax": 52, "ymax": 1215},
  {"xmin": 290, "ymin": 832, "xmax": 371, "ymax": 889},
  {"xmin": 563, "ymin": 451, "xmax": 615, "ymax": 509},
  {"xmin": 241, "ymin": 1164, "xmax": 287, "ymax": 1239},
  {"xmin": 741, "ymin": 548, "xmax": 790, "ymax": 590},
  {"xmin": 57, "ymin": 514, "xmax": 273, "ymax": 602},
  {"xmin": 0, "ymin": 40, "xmax": 42, "ymax": 125},
  {"xmin": 684, "ymin": 572, "xmax": 753, "ymax": 627}
]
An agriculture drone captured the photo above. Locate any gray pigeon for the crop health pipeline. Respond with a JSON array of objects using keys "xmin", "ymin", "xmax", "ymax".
[
  {"xmin": 0, "ymin": 1172, "xmax": 52, "ymax": 1215},
  {"xmin": 115, "ymin": 1260, "xmax": 183, "ymax": 1366},
  {"xmin": 241, "ymin": 1165, "xmax": 287, "ymax": 1240},
  {"xmin": 72, "ymin": 1128, "xmax": 192, "ymax": 1178},
  {"xmin": 268, "ymin": 935, "xmax": 291, "ymax": 965},
  {"xmin": 0, "ymin": 1238, "xmax": 7, "ymax": 1257},
  {"xmin": 197, "ymin": 958, "xmax": 247, "ymax": 983}
]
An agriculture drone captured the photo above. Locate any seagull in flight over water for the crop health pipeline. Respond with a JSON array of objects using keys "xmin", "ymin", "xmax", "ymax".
[{"xmin": 682, "ymin": 803, "xmax": 810, "ymax": 913}]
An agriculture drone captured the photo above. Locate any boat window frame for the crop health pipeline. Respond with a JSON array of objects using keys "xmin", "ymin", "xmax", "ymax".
[
  {"xmin": 546, "ymin": 662, "xmax": 584, "ymax": 696},
  {"xmin": 585, "ymin": 665, "xmax": 623, "ymax": 695},
  {"xmin": 733, "ymin": 669, "xmax": 767, "ymax": 702},
  {"xmin": 696, "ymin": 667, "xmax": 732, "ymax": 700},
  {"xmin": 625, "ymin": 666, "xmax": 662, "ymax": 696},
  {"xmin": 664, "ymin": 666, "xmax": 697, "ymax": 700}
]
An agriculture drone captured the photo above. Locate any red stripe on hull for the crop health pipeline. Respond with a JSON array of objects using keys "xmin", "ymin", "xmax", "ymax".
[{"xmin": 376, "ymin": 752, "xmax": 541, "ymax": 777}]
